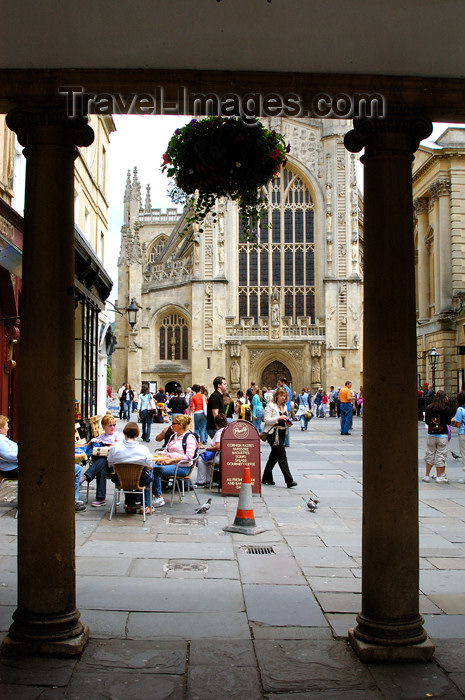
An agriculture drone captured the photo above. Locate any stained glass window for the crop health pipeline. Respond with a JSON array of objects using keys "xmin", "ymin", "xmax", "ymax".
[
  {"xmin": 159, "ymin": 313, "xmax": 188, "ymax": 360},
  {"xmin": 237, "ymin": 164, "xmax": 315, "ymax": 323}
]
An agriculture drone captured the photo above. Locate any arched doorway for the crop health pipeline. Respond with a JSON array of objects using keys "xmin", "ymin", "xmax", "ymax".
[
  {"xmin": 165, "ymin": 380, "xmax": 182, "ymax": 394},
  {"xmin": 261, "ymin": 361, "xmax": 292, "ymax": 389}
]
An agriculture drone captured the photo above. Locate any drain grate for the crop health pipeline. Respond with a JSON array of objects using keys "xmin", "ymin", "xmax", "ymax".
[
  {"xmin": 168, "ymin": 516, "xmax": 206, "ymax": 526},
  {"xmin": 244, "ymin": 546, "xmax": 276, "ymax": 555}
]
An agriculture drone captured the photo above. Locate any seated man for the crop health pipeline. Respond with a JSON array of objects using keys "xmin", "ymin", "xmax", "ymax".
[
  {"xmin": 107, "ymin": 422, "xmax": 153, "ymax": 514},
  {"xmin": 0, "ymin": 415, "xmax": 18, "ymax": 479},
  {"xmin": 195, "ymin": 413, "xmax": 226, "ymax": 486}
]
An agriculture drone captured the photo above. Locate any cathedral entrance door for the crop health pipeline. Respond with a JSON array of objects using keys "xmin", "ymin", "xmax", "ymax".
[
  {"xmin": 261, "ymin": 361, "xmax": 292, "ymax": 390},
  {"xmin": 165, "ymin": 380, "xmax": 182, "ymax": 394}
]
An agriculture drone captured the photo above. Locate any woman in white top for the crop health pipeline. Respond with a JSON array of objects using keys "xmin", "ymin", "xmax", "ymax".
[
  {"xmin": 261, "ymin": 388, "xmax": 297, "ymax": 488},
  {"xmin": 151, "ymin": 414, "xmax": 198, "ymax": 507}
]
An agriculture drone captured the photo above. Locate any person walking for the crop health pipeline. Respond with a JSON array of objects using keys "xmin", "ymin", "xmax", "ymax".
[
  {"xmin": 121, "ymin": 384, "xmax": 134, "ymax": 421},
  {"xmin": 261, "ymin": 388, "xmax": 297, "ymax": 488},
  {"xmin": 138, "ymin": 385, "xmax": 154, "ymax": 443},
  {"xmin": 339, "ymin": 381, "xmax": 353, "ymax": 435},
  {"xmin": 277, "ymin": 377, "xmax": 292, "ymax": 447},
  {"xmin": 295, "ymin": 387, "xmax": 311, "ymax": 430},
  {"xmin": 206, "ymin": 376, "xmax": 227, "ymax": 439},
  {"xmin": 423, "ymin": 390, "xmax": 452, "ymax": 483},
  {"xmin": 190, "ymin": 384, "xmax": 208, "ymax": 445},
  {"xmin": 168, "ymin": 388, "xmax": 188, "ymax": 418},
  {"xmin": 452, "ymin": 391, "xmax": 465, "ymax": 483},
  {"xmin": 251, "ymin": 385, "xmax": 264, "ymax": 433}
]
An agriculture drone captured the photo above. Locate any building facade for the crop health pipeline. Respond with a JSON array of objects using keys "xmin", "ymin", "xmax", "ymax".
[
  {"xmin": 0, "ymin": 114, "xmax": 115, "ymax": 430},
  {"xmin": 413, "ymin": 127, "xmax": 465, "ymax": 395},
  {"xmin": 113, "ymin": 117, "xmax": 364, "ymax": 395}
]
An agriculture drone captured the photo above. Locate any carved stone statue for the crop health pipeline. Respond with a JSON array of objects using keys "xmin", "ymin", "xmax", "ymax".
[{"xmin": 231, "ymin": 360, "xmax": 240, "ymax": 385}]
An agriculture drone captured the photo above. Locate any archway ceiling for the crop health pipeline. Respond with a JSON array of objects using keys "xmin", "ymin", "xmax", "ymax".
[
  {"xmin": 3, "ymin": 0, "xmax": 464, "ymax": 78},
  {"xmin": 2, "ymin": 1, "xmax": 465, "ymax": 120}
]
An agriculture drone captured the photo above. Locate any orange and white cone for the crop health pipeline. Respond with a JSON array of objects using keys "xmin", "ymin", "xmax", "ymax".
[{"xmin": 223, "ymin": 464, "xmax": 266, "ymax": 535}]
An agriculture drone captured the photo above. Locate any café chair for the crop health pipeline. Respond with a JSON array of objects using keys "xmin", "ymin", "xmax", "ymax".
[
  {"xmin": 109, "ymin": 462, "xmax": 152, "ymax": 522},
  {"xmin": 170, "ymin": 456, "xmax": 201, "ymax": 507}
]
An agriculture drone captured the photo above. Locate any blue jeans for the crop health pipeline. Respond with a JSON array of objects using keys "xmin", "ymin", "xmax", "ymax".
[
  {"xmin": 299, "ymin": 415, "xmax": 309, "ymax": 430},
  {"xmin": 140, "ymin": 409, "xmax": 152, "ymax": 441},
  {"xmin": 340, "ymin": 403, "xmax": 352, "ymax": 434},
  {"xmin": 84, "ymin": 456, "xmax": 110, "ymax": 500},
  {"xmin": 152, "ymin": 464, "xmax": 190, "ymax": 496},
  {"xmin": 194, "ymin": 412, "xmax": 208, "ymax": 443},
  {"xmin": 123, "ymin": 400, "xmax": 131, "ymax": 420},
  {"xmin": 253, "ymin": 416, "xmax": 262, "ymax": 432},
  {"xmin": 75, "ymin": 464, "xmax": 82, "ymax": 501}
]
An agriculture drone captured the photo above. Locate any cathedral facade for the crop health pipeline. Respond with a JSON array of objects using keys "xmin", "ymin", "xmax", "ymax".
[{"xmin": 112, "ymin": 118, "xmax": 364, "ymax": 395}]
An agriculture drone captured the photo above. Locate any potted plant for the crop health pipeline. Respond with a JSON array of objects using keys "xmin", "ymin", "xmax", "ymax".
[{"xmin": 161, "ymin": 116, "xmax": 290, "ymax": 242}]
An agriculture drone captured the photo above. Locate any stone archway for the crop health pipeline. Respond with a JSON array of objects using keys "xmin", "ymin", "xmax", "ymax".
[{"xmin": 261, "ymin": 361, "xmax": 292, "ymax": 389}]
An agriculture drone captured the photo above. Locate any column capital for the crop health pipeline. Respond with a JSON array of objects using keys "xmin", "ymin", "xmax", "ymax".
[
  {"xmin": 344, "ymin": 116, "xmax": 433, "ymax": 157},
  {"xmin": 6, "ymin": 105, "xmax": 94, "ymax": 150},
  {"xmin": 413, "ymin": 197, "xmax": 429, "ymax": 215},
  {"xmin": 429, "ymin": 177, "xmax": 451, "ymax": 199}
]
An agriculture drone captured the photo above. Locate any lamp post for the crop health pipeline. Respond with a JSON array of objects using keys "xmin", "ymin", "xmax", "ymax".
[
  {"xmin": 429, "ymin": 347, "xmax": 439, "ymax": 391},
  {"xmin": 126, "ymin": 298, "xmax": 138, "ymax": 329}
]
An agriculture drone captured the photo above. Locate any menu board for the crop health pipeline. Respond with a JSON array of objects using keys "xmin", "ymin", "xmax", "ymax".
[{"xmin": 220, "ymin": 420, "xmax": 261, "ymax": 495}]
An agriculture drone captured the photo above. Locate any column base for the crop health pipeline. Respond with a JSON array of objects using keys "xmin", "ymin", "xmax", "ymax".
[
  {"xmin": 1, "ymin": 624, "xmax": 89, "ymax": 657},
  {"xmin": 348, "ymin": 628, "xmax": 435, "ymax": 663}
]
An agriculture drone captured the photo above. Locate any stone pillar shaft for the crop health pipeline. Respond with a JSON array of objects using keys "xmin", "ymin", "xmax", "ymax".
[
  {"xmin": 438, "ymin": 186, "xmax": 451, "ymax": 313},
  {"xmin": 345, "ymin": 117, "xmax": 434, "ymax": 661},
  {"xmin": 2, "ymin": 107, "xmax": 93, "ymax": 656},
  {"xmin": 414, "ymin": 198, "xmax": 429, "ymax": 321}
]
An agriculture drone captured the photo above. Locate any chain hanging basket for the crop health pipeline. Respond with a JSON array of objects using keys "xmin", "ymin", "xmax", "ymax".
[{"xmin": 161, "ymin": 117, "xmax": 290, "ymax": 242}]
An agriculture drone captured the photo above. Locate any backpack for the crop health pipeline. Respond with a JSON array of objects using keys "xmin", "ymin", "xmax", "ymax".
[
  {"xmin": 240, "ymin": 403, "xmax": 252, "ymax": 422},
  {"xmin": 167, "ymin": 430, "xmax": 200, "ymax": 458}
]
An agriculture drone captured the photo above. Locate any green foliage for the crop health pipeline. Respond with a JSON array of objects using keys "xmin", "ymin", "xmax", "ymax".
[
  {"xmin": 106, "ymin": 362, "xmax": 112, "ymax": 387},
  {"xmin": 161, "ymin": 117, "xmax": 290, "ymax": 242}
]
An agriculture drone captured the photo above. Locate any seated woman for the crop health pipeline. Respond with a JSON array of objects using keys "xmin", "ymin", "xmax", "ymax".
[
  {"xmin": 107, "ymin": 422, "xmax": 153, "ymax": 514},
  {"xmin": 80, "ymin": 414, "xmax": 123, "ymax": 507},
  {"xmin": 195, "ymin": 413, "xmax": 227, "ymax": 486},
  {"xmin": 151, "ymin": 414, "xmax": 198, "ymax": 507}
]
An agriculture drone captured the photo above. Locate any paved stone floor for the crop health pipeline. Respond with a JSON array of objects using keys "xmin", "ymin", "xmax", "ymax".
[{"xmin": 1, "ymin": 414, "xmax": 465, "ymax": 698}]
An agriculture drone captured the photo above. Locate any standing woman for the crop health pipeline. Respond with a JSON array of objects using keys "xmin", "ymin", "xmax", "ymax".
[
  {"xmin": 138, "ymin": 384, "xmax": 154, "ymax": 443},
  {"xmin": 251, "ymin": 385, "xmax": 264, "ymax": 432},
  {"xmin": 295, "ymin": 387, "xmax": 311, "ymax": 431},
  {"xmin": 190, "ymin": 384, "xmax": 208, "ymax": 444},
  {"xmin": 423, "ymin": 389, "xmax": 452, "ymax": 482},
  {"xmin": 261, "ymin": 388, "xmax": 297, "ymax": 488}
]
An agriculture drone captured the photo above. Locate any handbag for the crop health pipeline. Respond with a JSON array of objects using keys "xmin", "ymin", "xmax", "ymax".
[
  {"xmin": 147, "ymin": 397, "xmax": 158, "ymax": 414},
  {"xmin": 260, "ymin": 431, "xmax": 269, "ymax": 442},
  {"xmin": 304, "ymin": 408, "xmax": 313, "ymax": 420}
]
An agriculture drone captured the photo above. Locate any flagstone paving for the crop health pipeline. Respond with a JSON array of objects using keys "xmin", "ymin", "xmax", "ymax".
[{"xmin": 1, "ymin": 414, "xmax": 465, "ymax": 697}]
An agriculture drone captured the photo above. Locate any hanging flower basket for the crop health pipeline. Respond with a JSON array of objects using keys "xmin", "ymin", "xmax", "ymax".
[{"xmin": 161, "ymin": 117, "xmax": 290, "ymax": 242}]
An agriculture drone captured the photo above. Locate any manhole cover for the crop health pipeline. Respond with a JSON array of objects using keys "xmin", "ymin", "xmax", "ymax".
[
  {"xmin": 243, "ymin": 546, "xmax": 276, "ymax": 555},
  {"xmin": 164, "ymin": 560, "xmax": 207, "ymax": 572},
  {"xmin": 168, "ymin": 516, "xmax": 206, "ymax": 526}
]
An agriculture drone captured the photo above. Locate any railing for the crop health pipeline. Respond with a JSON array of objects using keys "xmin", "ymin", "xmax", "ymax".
[{"xmin": 139, "ymin": 209, "xmax": 180, "ymax": 224}]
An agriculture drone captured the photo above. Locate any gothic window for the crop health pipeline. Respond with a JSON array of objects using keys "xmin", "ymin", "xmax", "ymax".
[
  {"xmin": 159, "ymin": 313, "xmax": 188, "ymax": 361},
  {"xmin": 149, "ymin": 235, "xmax": 168, "ymax": 262},
  {"xmin": 238, "ymin": 165, "xmax": 316, "ymax": 323}
]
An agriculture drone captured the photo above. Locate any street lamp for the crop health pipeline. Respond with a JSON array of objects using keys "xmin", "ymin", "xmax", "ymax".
[
  {"xmin": 428, "ymin": 347, "xmax": 439, "ymax": 391},
  {"xmin": 126, "ymin": 298, "xmax": 138, "ymax": 329},
  {"xmin": 106, "ymin": 298, "xmax": 139, "ymax": 329}
]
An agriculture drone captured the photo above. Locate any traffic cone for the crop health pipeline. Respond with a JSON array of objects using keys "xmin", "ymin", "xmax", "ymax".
[{"xmin": 223, "ymin": 464, "xmax": 266, "ymax": 535}]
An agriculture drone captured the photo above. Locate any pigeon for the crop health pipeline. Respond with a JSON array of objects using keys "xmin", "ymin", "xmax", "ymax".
[
  {"xmin": 307, "ymin": 497, "xmax": 319, "ymax": 512},
  {"xmin": 451, "ymin": 451, "xmax": 461, "ymax": 460},
  {"xmin": 195, "ymin": 498, "xmax": 212, "ymax": 514}
]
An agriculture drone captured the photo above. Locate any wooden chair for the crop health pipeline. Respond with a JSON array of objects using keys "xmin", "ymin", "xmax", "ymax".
[
  {"xmin": 170, "ymin": 456, "xmax": 201, "ymax": 507},
  {"xmin": 89, "ymin": 415, "xmax": 102, "ymax": 438},
  {"xmin": 208, "ymin": 452, "xmax": 221, "ymax": 492},
  {"xmin": 108, "ymin": 462, "xmax": 152, "ymax": 522}
]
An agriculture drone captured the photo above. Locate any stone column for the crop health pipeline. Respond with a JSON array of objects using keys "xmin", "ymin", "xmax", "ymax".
[
  {"xmin": 429, "ymin": 191, "xmax": 441, "ymax": 316},
  {"xmin": 2, "ymin": 106, "xmax": 94, "ymax": 656},
  {"xmin": 430, "ymin": 178, "xmax": 452, "ymax": 314},
  {"xmin": 345, "ymin": 116, "xmax": 434, "ymax": 662},
  {"xmin": 414, "ymin": 197, "xmax": 430, "ymax": 322}
]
